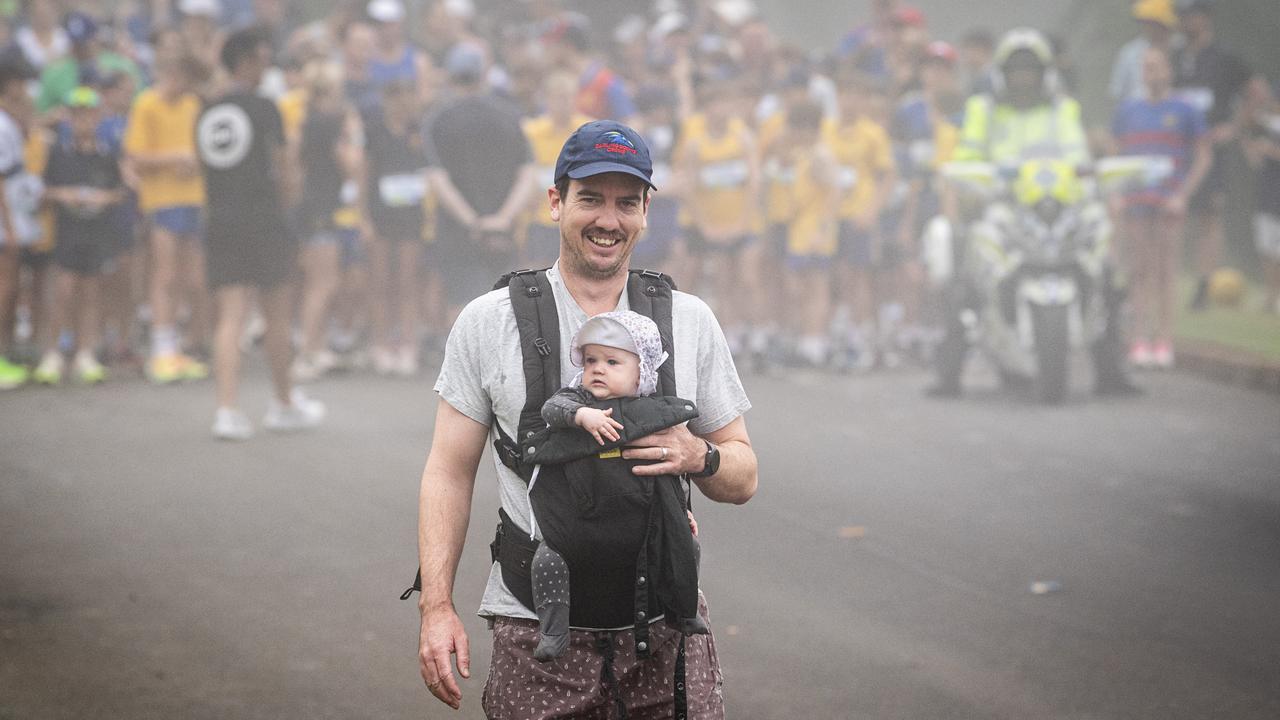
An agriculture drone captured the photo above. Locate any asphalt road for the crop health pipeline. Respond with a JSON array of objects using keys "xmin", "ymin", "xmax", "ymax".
[{"xmin": 2, "ymin": 358, "xmax": 1279, "ymax": 719}]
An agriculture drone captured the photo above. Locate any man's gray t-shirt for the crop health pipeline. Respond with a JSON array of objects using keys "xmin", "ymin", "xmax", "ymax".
[{"xmin": 433, "ymin": 263, "xmax": 751, "ymax": 620}]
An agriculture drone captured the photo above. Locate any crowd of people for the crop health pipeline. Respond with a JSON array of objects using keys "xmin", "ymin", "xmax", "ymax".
[{"xmin": 0, "ymin": 0, "xmax": 1275, "ymax": 409}]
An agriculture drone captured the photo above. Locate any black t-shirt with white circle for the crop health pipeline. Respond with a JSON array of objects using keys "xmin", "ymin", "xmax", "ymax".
[{"xmin": 197, "ymin": 90, "xmax": 285, "ymax": 228}]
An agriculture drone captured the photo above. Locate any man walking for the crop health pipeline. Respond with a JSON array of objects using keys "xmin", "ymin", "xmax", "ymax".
[
  {"xmin": 198, "ymin": 28, "xmax": 323, "ymax": 440},
  {"xmin": 415, "ymin": 120, "xmax": 757, "ymax": 717}
]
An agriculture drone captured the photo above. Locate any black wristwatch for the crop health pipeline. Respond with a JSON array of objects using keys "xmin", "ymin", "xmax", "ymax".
[{"xmin": 690, "ymin": 440, "xmax": 720, "ymax": 478}]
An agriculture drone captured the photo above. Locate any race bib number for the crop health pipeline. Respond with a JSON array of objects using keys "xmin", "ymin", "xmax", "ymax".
[
  {"xmin": 700, "ymin": 160, "xmax": 749, "ymax": 189},
  {"xmin": 764, "ymin": 158, "xmax": 795, "ymax": 184},
  {"xmin": 909, "ymin": 140, "xmax": 936, "ymax": 169},
  {"xmin": 378, "ymin": 173, "xmax": 427, "ymax": 207},
  {"xmin": 197, "ymin": 103, "xmax": 253, "ymax": 170},
  {"xmin": 340, "ymin": 179, "xmax": 359, "ymax": 206},
  {"xmin": 837, "ymin": 165, "xmax": 859, "ymax": 190}
]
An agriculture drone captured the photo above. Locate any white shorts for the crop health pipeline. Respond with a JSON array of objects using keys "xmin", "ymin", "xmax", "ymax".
[{"xmin": 1254, "ymin": 213, "xmax": 1280, "ymax": 262}]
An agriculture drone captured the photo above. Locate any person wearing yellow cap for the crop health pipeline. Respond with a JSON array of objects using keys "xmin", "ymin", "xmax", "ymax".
[{"xmin": 1110, "ymin": 0, "xmax": 1178, "ymax": 103}]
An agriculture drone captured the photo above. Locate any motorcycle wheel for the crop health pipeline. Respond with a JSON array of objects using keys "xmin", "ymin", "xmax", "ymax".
[{"xmin": 1032, "ymin": 304, "xmax": 1071, "ymax": 404}]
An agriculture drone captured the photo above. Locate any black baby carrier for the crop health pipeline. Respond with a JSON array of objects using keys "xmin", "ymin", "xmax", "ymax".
[{"xmin": 403, "ymin": 268, "xmax": 703, "ymax": 718}]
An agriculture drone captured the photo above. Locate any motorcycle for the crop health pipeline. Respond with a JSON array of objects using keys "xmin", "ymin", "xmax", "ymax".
[{"xmin": 923, "ymin": 156, "xmax": 1171, "ymax": 403}]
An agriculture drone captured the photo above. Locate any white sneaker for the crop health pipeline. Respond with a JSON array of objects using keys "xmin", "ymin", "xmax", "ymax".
[
  {"xmin": 239, "ymin": 311, "xmax": 266, "ymax": 352},
  {"xmin": 291, "ymin": 350, "xmax": 338, "ymax": 383},
  {"xmin": 33, "ymin": 351, "xmax": 65, "ymax": 385},
  {"xmin": 263, "ymin": 388, "xmax": 326, "ymax": 432},
  {"xmin": 212, "ymin": 407, "xmax": 254, "ymax": 441}
]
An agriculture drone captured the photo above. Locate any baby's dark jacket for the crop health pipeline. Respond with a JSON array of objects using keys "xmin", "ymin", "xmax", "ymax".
[{"xmin": 523, "ymin": 393, "xmax": 701, "ymax": 631}]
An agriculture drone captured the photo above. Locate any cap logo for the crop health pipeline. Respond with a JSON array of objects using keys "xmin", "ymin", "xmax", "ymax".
[{"xmin": 595, "ymin": 130, "xmax": 637, "ymax": 155}]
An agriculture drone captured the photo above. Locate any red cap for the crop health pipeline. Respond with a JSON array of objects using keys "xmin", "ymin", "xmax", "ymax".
[
  {"xmin": 924, "ymin": 40, "xmax": 957, "ymax": 65},
  {"xmin": 892, "ymin": 6, "xmax": 926, "ymax": 27}
]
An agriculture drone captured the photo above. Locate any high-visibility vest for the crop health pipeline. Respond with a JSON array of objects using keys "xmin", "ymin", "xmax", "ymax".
[{"xmin": 954, "ymin": 93, "xmax": 1090, "ymax": 166}]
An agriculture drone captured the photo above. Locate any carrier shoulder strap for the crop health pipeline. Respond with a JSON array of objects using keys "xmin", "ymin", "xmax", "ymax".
[
  {"xmin": 626, "ymin": 269, "xmax": 678, "ymax": 397},
  {"xmin": 488, "ymin": 268, "xmax": 561, "ymax": 475}
]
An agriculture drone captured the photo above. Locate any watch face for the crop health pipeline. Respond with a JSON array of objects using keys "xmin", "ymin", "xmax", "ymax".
[{"xmin": 701, "ymin": 441, "xmax": 720, "ymax": 476}]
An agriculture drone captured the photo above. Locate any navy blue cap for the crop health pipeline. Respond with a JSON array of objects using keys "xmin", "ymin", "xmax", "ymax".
[
  {"xmin": 554, "ymin": 120, "xmax": 655, "ymax": 190},
  {"xmin": 64, "ymin": 12, "xmax": 99, "ymax": 45}
]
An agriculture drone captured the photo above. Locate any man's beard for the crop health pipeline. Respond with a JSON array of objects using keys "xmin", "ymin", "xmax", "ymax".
[{"xmin": 560, "ymin": 231, "xmax": 632, "ymax": 280}]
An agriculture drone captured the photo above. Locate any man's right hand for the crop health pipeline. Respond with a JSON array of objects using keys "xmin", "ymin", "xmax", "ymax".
[{"xmin": 419, "ymin": 604, "xmax": 471, "ymax": 710}]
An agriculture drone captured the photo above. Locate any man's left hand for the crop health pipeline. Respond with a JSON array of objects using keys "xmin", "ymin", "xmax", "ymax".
[{"xmin": 623, "ymin": 424, "xmax": 706, "ymax": 476}]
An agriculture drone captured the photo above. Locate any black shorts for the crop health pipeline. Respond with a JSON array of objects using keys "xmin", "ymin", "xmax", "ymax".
[
  {"xmin": 54, "ymin": 233, "xmax": 116, "ymax": 275},
  {"xmin": 19, "ymin": 246, "xmax": 53, "ymax": 270},
  {"xmin": 1189, "ymin": 146, "xmax": 1227, "ymax": 211},
  {"xmin": 205, "ymin": 218, "xmax": 298, "ymax": 290}
]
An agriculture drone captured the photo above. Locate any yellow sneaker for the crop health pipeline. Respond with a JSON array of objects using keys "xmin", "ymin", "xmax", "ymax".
[
  {"xmin": 148, "ymin": 353, "xmax": 207, "ymax": 383},
  {"xmin": 73, "ymin": 352, "xmax": 106, "ymax": 384},
  {"xmin": 1, "ymin": 355, "xmax": 32, "ymax": 389},
  {"xmin": 177, "ymin": 353, "xmax": 209, "ymax": 381}
]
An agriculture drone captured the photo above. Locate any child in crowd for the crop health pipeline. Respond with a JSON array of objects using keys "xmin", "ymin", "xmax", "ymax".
[
  {"xmin": 632, "ymin": 83, "xmax": 683, "ymax": 275},
  {"xmin": 755, "ymin": 68, "xmax": 814, "ymax": 366},
  {"xmin": 364, "ymin": 78, "xmax": 431, "ymax": 377},
  {"xmin": 1111, "ymin": 47, "xmax": 1210, "ymax": 369},
  {"xmin": 520, "ymin": 72, "xmax": 591, "ymax": 269},
  {"xmin": 681, "ymin": 77, "xmax": 761, "ymax": 353},
  {"xmin": 827, "ymin": 70, "xmax": 897, "ymax": 370},
  {"xmin": 33, "ymin": 87, "xmax": 124, "ymax": 384},
  {"xmin": 530, "ymin": 310, "xmax": 707, "ymax": 661},
  {"xmin": 97, "ymin": 71, "xmax": 143, "ymax": 366},
  {"xmin": 783, "ymin": 100, "xmax": 840, "ymax": 366},
  {"xmin": 123, "ymin": 52, "xmax": 211, "ymax": 383},
  {"xmin": 1240, "ymin": 75, "xmax": 1280, "ymax": 314},
  {"xmin": 0, "ymin": 62, "xmax": 43, "ymax": 389}
]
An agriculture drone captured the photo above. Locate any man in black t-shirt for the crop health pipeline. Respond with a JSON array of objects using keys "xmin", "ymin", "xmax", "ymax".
[
  {"xmin": 422, "ymin": 41, "xmax": 537, "ymax": 316},
  {"xmin": 198, "ymin": 27, "xmax": 324, "ymax": 441},
  {"xmin": 1174, "ymin": 1, "xmax": 1252, "ymax": 310}
]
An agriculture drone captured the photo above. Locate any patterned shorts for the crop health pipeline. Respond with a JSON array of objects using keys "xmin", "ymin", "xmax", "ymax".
[{"xmin": 482, "ymin": 594, "xmax": 725, "ymax": 719}]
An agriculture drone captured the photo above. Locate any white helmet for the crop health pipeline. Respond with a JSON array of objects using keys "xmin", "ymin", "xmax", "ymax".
[
  {"xmin": 991, "ymin": 28, "xmax": 1059, "ymax": 98},
  {"xmin": 994, "ymin": 28, "xmax": 1053, "ymax": 68}
]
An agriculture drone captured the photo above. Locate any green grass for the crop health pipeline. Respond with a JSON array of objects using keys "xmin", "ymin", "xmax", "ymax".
[{"xmin": 1175, "ymin": 278, "xmax": 1280, "ymax": 362}]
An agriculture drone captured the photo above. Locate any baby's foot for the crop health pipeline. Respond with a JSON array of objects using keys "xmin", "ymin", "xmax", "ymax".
[
  {"xmin": 534, "ymin": 631, "xmax": 569, "ymax": 662},
  {"xmin": 677, "ymin": 615, "xmax": 710, "ymax": 635},
  {"xmin": 533, "ymin": 601, "xmax": 570, "ymax": 661}
]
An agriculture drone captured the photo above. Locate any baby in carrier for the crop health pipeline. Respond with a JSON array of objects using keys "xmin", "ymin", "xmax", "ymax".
[{"xmin": 527, "ymin": 310, "xmax": 709, "ymax": 661}]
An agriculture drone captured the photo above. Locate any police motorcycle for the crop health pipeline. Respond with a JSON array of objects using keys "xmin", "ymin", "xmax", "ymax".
[{"xmin": 923, "ymin": 155, "xmax": 1172, "ymax": 403}]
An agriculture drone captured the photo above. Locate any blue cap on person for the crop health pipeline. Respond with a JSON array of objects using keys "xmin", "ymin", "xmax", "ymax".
[
  {"xmin": 64, "ymin": 11, "xmax": 98, "ymax": 45},
  {"xmin": 554, "ymin": 120, "xmax": 656, "ymax": 190}
]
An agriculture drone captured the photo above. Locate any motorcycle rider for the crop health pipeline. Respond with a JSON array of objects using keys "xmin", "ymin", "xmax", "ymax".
[{"xmin": 928, "ymin": 28, "xmax": 1136, "ymax": 397}]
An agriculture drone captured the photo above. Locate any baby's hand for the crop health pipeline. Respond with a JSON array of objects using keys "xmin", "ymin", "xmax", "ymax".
[
  {"xmin": 575, "ymin": 406, "xmax": 625, "ymax": 445},
  {"xmin": 687, "ymin": 510, "xmax": 699, "ymax": 537}
]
